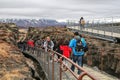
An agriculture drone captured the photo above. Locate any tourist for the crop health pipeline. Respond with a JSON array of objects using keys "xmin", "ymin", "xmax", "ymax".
[
  {"xmin": 43, "ymin": 36, "xmax": 54, "ymax": 62},
  {"xmin": 60, "ymin": 39, "xmax": 72, "ymax": 66},
  {"xmin": 27, "ymin": 39, "xmax": 35, "ymax": 52},
  {"xmin": 55, "ymin": 38, "xmax": 64, "ymax": 59},
  {"xmin": 43, "ymin": 36, "xmax": 54, "ymax": 52},
  {"xmin": 79, "ymin": 34, "xmax": 88, "ymax": 67},
  {"xmin": 79, "ymin": 17, "xmax": 85, "ymax": 30},
  {"xmin": 27, "ymin": 39, "xmax": 35, "ymax": 47},
  {"xmin": 69, "ymin": 32, "xmax": 85, "ymax": 74}
]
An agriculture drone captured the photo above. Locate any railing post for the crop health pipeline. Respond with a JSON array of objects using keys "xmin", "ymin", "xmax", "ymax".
[
  {"xmin": 48, "ymin": 51, "xmax": 50, "ymax": 79},
  {"xmin": 100, "ymin": 48, "xmax": 104, "ymax": 71},
  {"xmin": 91, "ymin": 19, "xmax": 94, "ymax": 35},
  {"xmin": 97, "ymin": 20, "xmax": 99, "ymax": 36},
  {"xmin": 104, "ymin": 18, "xmax": 106, "ymax": 37},
  {"xmin": 59, "ymin": 57, "xmax": 62, "ymax": 80},
  {"xmin": 111, "ymin": 17, "xmax": 113, "ymax": 37},
  {"xmin": 52, "ymin": 53, "xmax": 55, "ymax": 80},
  {"xmin": 44, "ymin": 50, "xmax": 45, "ymax": 69}
]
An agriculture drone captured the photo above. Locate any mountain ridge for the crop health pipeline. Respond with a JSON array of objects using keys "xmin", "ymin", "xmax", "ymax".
[{"xmin": 0, "ymin": 19, "xmax": 66, "ymax": 27}]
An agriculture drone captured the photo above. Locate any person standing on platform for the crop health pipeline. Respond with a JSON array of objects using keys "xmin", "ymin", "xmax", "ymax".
[{"xmin": 79, "ymin": 17, "xmax": 85, "ymax": 30}]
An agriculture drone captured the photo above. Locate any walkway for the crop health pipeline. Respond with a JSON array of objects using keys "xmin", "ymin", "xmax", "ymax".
[
  {"xmin": 61, "ymin": 63, "xmax": 119, "ymax": 80},
  {"xmin": 82, "ymin": 65, "xmax": 119, "ymax": 80},
  {"xmin": 68, "ymin": 26, "xmax": 120, "ymax": 38}
]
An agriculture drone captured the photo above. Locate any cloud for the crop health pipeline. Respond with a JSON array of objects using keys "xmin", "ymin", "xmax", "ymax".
[{"xmin": 0, "ymin": 0, "xmax": 120, "ymax": 20}]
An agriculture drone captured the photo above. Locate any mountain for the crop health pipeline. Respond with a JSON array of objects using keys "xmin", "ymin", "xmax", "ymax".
[{"xmin": 0, "ymin": 19, "xmax": 66, "ymax": 27}]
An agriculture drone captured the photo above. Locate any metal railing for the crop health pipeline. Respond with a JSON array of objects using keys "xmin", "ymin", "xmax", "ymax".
[
  {"xmin": 67, "ymin": 17, "xmax": 120, "ymax": 38},
  {"xmin": 21, "ymin": 45, "xmax": 97, "ymax": 80}
]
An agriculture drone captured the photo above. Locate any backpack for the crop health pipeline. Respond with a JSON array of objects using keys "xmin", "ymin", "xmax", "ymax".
[
  {"xmin": 82, "ymin": 44, "xmax": 88, "ymax": 52},
  {"xmin": 75, "ymin": 39, "xmax": 83, "ymax": 52},
  {"xmin": 47, "ymin": 41, "xmax": 52, "ymax": 49},
  {"xmin": 75, "ymin": 38, "xmax": 88, "ymax": 52},
  {"xmin": 81, "ymin": 19, "xmax": 85, "ymax": 25}
]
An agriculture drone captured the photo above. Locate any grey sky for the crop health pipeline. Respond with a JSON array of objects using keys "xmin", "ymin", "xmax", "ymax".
[{"xmin": 0, "ymin": 0, "xmax": 120, "ymax": 21}]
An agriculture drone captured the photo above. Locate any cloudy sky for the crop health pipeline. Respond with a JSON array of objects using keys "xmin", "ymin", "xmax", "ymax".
[{"xmin": 0, "ymin": 0, "xmax": 120, "ymax": 21}]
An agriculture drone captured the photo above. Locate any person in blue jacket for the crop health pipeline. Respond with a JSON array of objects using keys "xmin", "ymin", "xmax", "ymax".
[
  {"xmin": 79, "ymin": 34, "xmax": 87, "ymax": 67},
  {"xmin": 69, "ymin": 32, "xmax": 85, "ymax": 74}
]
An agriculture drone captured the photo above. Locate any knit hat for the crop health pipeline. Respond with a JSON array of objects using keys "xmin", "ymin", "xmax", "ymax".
[{"xmin": 74, "ymin": 32, "xmax": 79, "ymax": 35}]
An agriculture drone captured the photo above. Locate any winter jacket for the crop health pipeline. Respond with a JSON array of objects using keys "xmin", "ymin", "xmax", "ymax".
[
  {"xmin": 43, "ymin": 40, "xmax": 54, "ymax": 52},
  {"xmin": 69, "ymin": 36, "xmax": 84, "ymax": 56},
  {"xmin": 60, "ymin": 45, "xmax": 72, "ymax": 58},
  {"xmin": 27, "ymin": 40, "xmax": 34, "ymax": 47}
]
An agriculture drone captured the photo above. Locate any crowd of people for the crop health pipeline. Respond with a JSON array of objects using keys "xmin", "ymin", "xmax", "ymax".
[{"xmin": 18, "ymin": 31, "xmax": 88, "ymax": 75}]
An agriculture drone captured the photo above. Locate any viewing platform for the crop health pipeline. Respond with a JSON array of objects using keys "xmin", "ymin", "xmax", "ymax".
[{"xmin": 67, "ymin": 26, "xmax": 120, "ymax": 42}]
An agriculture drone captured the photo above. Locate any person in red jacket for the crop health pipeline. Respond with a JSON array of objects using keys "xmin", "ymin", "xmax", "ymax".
[
  {"xmin": 60, "ymin": 39, "xmax": 72, "ymax": 66},
  {"xmin": 27, "ymin": 39, "xmax": 34, "ymax": 47}
]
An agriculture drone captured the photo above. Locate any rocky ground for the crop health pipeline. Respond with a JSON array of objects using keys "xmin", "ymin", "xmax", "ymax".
[
  {"xmin": 84, "ymin": 35, "xmax": 120, "ymax": 78},
  {"xmin": 0, "ymin": 23, "xmax": 44, "ymax": 80},
  {"xmin": 0, "ymin": 23, "xmax": 19, "ymax": 45},
  {"xmin": 26, "ymin": 26, "xmax": 73, "ymax": 42},
  {"xmin": 0, "ymin": 40, "xmax": 34, "ymax": 80}
]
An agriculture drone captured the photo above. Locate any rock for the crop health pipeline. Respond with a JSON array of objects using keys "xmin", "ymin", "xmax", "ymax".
[
  {"xmin": 26, "ymin": 27, "xmax": 73, "ymax": 44},
  {"xmin": 0, "ymin": 23, "xmax": 19, "ymax": 45},
  {"xmin": 0, "ymin": 40, "xmax": 34, "ymax": 80},
  {"xmin": 84, "ymin": 36, "xmax": 120, "ymax": 78},
  {"xmin": 0, "ymin": 23, "xmax": 41, "ymax": 80}
]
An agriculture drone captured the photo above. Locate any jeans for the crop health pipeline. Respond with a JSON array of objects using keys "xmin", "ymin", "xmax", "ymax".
[
  {"xmin": 71, "ymin": 55, "xmax": 83, "ymax": 74},
  {"xmin": 80, "ymin": 24, "xmax": 84, "ymax": 30}
]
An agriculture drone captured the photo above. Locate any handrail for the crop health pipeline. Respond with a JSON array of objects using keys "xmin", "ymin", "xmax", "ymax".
[
  {"xmin": 51, "ymin": 50, "xmax": 97, "ymax": 80},
  {"xmin": 20, "ymin": 45, "xmax": 97, "ymax": 80}
]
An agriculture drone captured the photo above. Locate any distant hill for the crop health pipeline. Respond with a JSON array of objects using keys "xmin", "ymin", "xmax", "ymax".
[{"xmin": 0, "ymin": 19, "xmax": 66, "ymax": 27}]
